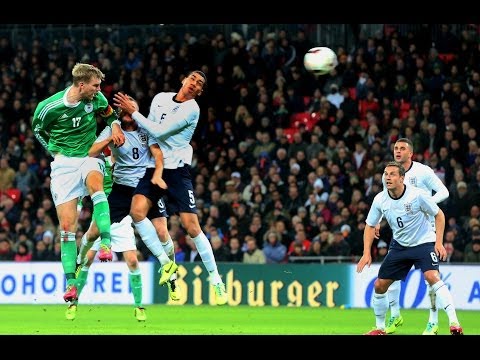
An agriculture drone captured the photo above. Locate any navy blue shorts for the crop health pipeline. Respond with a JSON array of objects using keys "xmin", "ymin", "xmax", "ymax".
[
  {"xmin": 378, "ymin": 240, "xmax": 439, "ymax": 281},
  {"xmin": 108, "ymin": 183, "xmax": 134, "ymax": 223},
  {"xmin": 132, "ymin": 168, "xmax": 167, "ymax": 219},
  {"xmin": 162, "ymin": 165, "xmax": 197, "ymax": 215}
]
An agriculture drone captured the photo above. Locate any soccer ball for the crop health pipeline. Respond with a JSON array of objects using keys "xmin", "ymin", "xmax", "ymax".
[{"xmin": 304, "ymin": 47, "xmax": 338, "ymax": 75}]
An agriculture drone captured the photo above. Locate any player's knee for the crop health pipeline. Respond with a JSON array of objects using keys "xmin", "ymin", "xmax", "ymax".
[
  {"xmin": 374, "ymin": 279, "xmax": 389, "ymax": 294},
  {"xmin": 424, "ymin": 270, "xmax": 440, "ymax": 286},
  {"xmin": 123, "ymin": 251, "xmax": 138, "ymax": 268},
  {"xmin": 156, "ymin": 227, "xmax": 169, "ymax": 241},
  {"xmin": 185, "ymin": 221, "xmax": 201, "ymax": 237},
  {"xmin": 130, "ymin": 210, "xmax": 146, "ymax": 223}
]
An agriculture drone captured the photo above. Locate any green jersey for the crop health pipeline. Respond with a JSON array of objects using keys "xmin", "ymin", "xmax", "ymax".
[{"xmin": 32, "ymin": 86, "xmax": 116, "ymax": 157}]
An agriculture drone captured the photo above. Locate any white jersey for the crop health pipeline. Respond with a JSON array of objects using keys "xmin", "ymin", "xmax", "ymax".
[
  {"xmin": 366, "ymin": 185, "xmax": 439, "ymax": 247},
  {"xmin": 132, "ymin": 92, "xmax": 199, "ymax": 169},
  {"xmin": 381, "ymin": 161, "xmax": 449, "ymax": 228},
  {"xmin": 95, "ymin": 126, "xmax": 157, "ymax": 187}
]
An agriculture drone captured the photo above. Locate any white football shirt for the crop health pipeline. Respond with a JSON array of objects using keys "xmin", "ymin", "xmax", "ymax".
[
  {"xmin": 381, "ymin": 161, "xmax": 449, "ymax": 228},
  {"xmin": 132, "ymin": 92, "xmax": 199, "ymax": 169},
  {"xmin": 366, "ymin": 185, "xmax": 439, "ymax": 247},
  {"xmin": 96, "ymin": 126, "xmax": 157, "ymax": 187}
]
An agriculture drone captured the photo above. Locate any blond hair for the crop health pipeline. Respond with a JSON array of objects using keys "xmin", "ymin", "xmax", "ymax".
[{"xmin": 71, "ymin": 63, "xmax": 105, "ymax": 85}]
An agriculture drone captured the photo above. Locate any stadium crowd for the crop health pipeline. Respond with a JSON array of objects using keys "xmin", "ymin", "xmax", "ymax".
[{"xmin": 0, "ymin": 24, "xmax": 479, "ymax": 265}]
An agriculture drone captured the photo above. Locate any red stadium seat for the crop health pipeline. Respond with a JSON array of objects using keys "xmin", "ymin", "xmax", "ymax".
[
  {"xmin": 438, "ymin": 53, "xmax": 456, "ymax": 64},
  {"xmin": 4, "ymin": 188, "xmax": 21, "ymax": 204},
  {"xmin": 290, "ymin": 112, "xmax": 311, "ymax": 128},
  {"xmin": 282, "ymin": 128, "xmax": 298, "ymax": 143},
  {"xmin": 348, "ymin": 87, "xmax": 357, "ymax": 100},
  {"xmin": 398, "ymin": 101, "xmax": 411, "ymax": 120}
]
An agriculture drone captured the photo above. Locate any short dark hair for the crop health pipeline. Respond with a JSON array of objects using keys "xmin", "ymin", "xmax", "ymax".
[
  {"xmin": 188, "ymin": 70, "xmax": 207, "ymax": 88},
  {"xmin": 395, "ymin": 137, "xmax": 414, "ymax": 151},
  {"xmin": 386, "ymin": 160, "xmax": 406, "ymax": 177}
]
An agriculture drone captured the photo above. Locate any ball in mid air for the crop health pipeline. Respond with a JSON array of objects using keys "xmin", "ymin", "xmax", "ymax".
[{"xmin": 304, "ymin": 46, "xmax": 338, "ymax": 75}]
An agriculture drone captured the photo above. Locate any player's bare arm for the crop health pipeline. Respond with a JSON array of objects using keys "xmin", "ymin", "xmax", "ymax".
[
  {"xmin": 89, "ymin": 137, "xmax": 112, "ymax": 157},
  {"xmin": 149, "ymin": 144, "xmax": 167, "ymax": 190},
  {"xmin": 434, "ymin": 208, "xmax": 447, "ymax": 261},
  {"xmin": 357, "ymin": 224, "xmax": 375, "ymax": 273}
]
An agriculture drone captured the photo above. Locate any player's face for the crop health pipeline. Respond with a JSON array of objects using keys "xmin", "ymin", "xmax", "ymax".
[
  {"xmin": 79, "ymin": 78, "xmax": 102, "ymax": 101},
  {"xmin": 384, "ymin": 166, "xmax": 404, "ymax": 190},
  {"xmin": 393, "ymin": 141, "xmax": 412, "ymax": 164},
  {"xmin": 180, "ymin": 73, "xmax": 205, "ymax": 99}
]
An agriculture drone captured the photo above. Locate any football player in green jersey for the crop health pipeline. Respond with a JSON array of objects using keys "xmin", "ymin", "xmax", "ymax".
[{"xmin": 32, "ymin": 63, "xmax": 125, "ymax": 303}]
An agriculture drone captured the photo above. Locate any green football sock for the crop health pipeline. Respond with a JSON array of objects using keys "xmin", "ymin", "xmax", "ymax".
[
  {"xmin": 77, "ymin": 234, "xmax": 95, "ymax": 265},
  {"xmin": 76, "ymin": 267, "xmax": 89, "ymax": 298},
  {"xmin": 129, "ymin": 269, "xmax": 143, "ymax": 307},
  {"xmin": 91, "ymin": 191, "xmax": 111, "ymax": 247},
  {"xmin": 60, "ymin": 231, "xmax": 77, "ymax": 282}
]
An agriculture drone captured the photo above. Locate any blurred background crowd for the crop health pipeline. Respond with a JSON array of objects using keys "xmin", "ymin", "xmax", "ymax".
[{"xmin": 0, "ymin": 23, "xmax": 479, "ymax": 265}]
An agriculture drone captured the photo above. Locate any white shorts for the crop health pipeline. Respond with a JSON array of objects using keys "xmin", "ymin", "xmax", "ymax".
[
  {"xmin": 50, "ymin": 155, "xmax": 104, "ymax": 206},
  {"xmin": 91, "ymin": 215, "xmax": 137, "ymax": 253}
]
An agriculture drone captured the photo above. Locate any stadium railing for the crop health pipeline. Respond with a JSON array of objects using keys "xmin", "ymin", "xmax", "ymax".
[{"xmin": 288, "ymin": 255, "xmax": 360, "ymax": 264}]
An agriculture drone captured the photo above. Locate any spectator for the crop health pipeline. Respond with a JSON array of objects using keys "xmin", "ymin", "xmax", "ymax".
[
  {"xmin": 464, "ymin": 237, "xmax": 480, "ymax": 263},
  {"xmin": 14, "ymin": 242, "xmax": 32, "ymax": 262},
  {"xmin": 0, "ymin": 238, "xmax": 14, "ymax": 261},
  {"xmin": 210, "ymin": 235, "xmax": 229, "ymax": 262},
  {"xmin": 374, "ymin": 240, "xmax": 388, "ymax": 262},
  {"xmin": 326, "ymin": 230, "xmax": 351, "ymax": 257},
  {"xmin": 262, "ymin": 230, "xmax": 287, "ymax": 263},
  {"xmin": 243, "ymin": 235, "xmax": 266, "ymax": 264},
  {"xmin": 32, "ymin": 240, "xmax": 52, "ymax": 261},
  {"xmin": 227, "ymin": 237, "xmax": 244, "ymax": 262},
  {"xmin": 306, "ymin": 240, "xmax": 328, "ymax": 257},
  {"xmin": 0, "ymin": 158, "xmax": 15, "ymax": 192}
]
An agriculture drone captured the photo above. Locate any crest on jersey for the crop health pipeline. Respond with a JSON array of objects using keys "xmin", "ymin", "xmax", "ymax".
[
  {"xmin": 404, "ymin": 202, "xmax": 413, "ymax": 214},
  {"xmin": 409, "ymin": 177, "xmax": 417, "ymax": 186},
  {"xmin": 138, "ymin": 133, "xmax": 147, "ymax": 145},
  {"xmin": 84, "ymin": 103, "xmax": 93, "ymax": 113},
  {"xmin": 172, "ymin": 105, "xmax": 180, "ymax": 114}
]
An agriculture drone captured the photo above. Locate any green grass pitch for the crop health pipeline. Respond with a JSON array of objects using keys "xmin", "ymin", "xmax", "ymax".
[{"xmin": 1, "ymin": 305, "xmax": 479, "ymax": 335}]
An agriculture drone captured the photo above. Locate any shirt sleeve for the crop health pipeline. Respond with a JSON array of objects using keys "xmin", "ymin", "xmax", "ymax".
[{"xmin": 365, "ymin": 193, "xmax": 383, "ymax": 227}]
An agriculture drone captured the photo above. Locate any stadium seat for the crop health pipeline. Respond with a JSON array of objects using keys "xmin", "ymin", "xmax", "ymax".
[
  {"xmin": 348, "ymin": 87, "xmax": 357, "ymax": 100},
  {"xmin": 282, "ymin": 128, "xmax": 298, "ymax": 143},
  {"xmin": 5, "ymin": 188, "xmax": 21, "ymax": 204},
  {"xmin": 290, "ymin": 112, "xmax": 311, "ymax": 128},
  {"xmin": 438, "ymin": 53, "xmax": 456, "ymax": 64},
  {"xmin": 398, "ymin": 100, "xmax": 411, "ymax": 119}
]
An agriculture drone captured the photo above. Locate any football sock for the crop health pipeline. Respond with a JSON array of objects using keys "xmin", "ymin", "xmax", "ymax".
[
  {"xmin": 427, "ymin": 284, "xmax": 439, "ymax": 323},
  {"xmin": 91, "ymin": 191, "xmax": 111, "ymax": 247},
  {"xmin": 60, "ymin": 231, "xmax": 77, "ymax": 282},
  {"xmin": 373, "ymin": 292, "xmax": 389, "ymax": 330},
  {"xmin": 387, "ymin": 280, "xmax": 401, "ymax": 318},
  {"xmin": 134, "ymin": 218, "xmax": 170, "ymax": 265},
  {"xmin": 191, "ymin": 232, "xmax": 222, "ymax": 284},
  {"xmin": 77, "ymin": 234, "xmax": 95, "ymax": 265},
  {"xmin": 75, "ymin": 266, "xmax": 89, "ymax": 301},
  {"xmin": 432, "ymin": 280, "xmax": 459, "ymax": 325},
  {"xmin": 161, "ymin": 235, "xmax": 175, "ymax": 261},
  {"xmin": 129, "ymin": 268, "xmax": 143, "ymax": 307}
]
